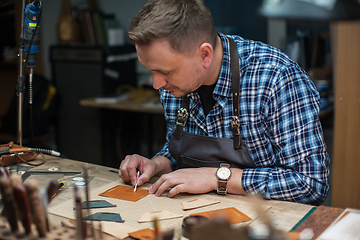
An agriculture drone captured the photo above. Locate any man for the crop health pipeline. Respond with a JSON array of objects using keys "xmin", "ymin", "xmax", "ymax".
[{"xmin": 119, "ymin": 0, "xmax": 329, "ymax": 205}]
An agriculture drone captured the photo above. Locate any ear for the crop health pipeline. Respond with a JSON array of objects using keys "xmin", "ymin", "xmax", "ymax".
[{"xmin": 198, "ymin": 42, "xmax": 213, "ymax": 68}]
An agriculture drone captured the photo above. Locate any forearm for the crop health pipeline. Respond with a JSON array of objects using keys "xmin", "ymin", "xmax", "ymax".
[
  {"xmin": 227, "ymin": 168, "xmax": 246, "ymax": 195},
  {"xmin": 242, "ymin": 165, "xmax": 329, "ymax": 205},
  {"xmin": 202, "ymin": 167, "xmax": 246, "ymax": 195},
  {"xmin": 151, "ymin": 156, "xmax": 173, "ymax": 176}
]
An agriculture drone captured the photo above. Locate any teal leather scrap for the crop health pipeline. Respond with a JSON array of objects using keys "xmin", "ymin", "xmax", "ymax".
[
  {"xmin": 85, "ymin": 212, "xmax": 124, "ymax": 223},
  {"xmin": 82, "ymin": 200, "xmax": 116, "ymax": 209},
  {"xmin": 73, "ymin": 200, "xmax": 116, "ymax": 209}
]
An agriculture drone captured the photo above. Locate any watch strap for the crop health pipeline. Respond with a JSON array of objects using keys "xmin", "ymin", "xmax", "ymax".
[{"xmin": 217, "ymin": 179, "xmax": 228, "ymax": 195}]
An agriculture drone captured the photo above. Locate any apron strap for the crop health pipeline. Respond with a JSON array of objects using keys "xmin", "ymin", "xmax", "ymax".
[
  {"xmin": 173, "ymin": 95, "xmax": 190, "ymax": 140},
  {"xmin": 173, "ymin": 37, "xmax": 242, "ymax": 149},
  {"xmin": 229, "ymin": 38, "xmax": 242, "ymax": 149}
]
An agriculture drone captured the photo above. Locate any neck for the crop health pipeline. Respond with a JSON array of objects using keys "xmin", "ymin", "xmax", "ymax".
[{"xmin": 203, "ymin": 35, "xmax": 223, "ymax": 86}]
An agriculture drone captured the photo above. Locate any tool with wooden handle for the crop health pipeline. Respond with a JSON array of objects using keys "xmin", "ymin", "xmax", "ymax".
[
  {"xmin": 46, "ymin": 179, "xmax": 60, "ymax": 203},
  {"xmin": 0, "ymin": 177, "xmax": 19, "ymax": 232},
  {"xmin": 0, "ymin": 166, "xmax": 9, "ymax": 178},
  {"xmin": 75, "ymin": 186, "xmax": 86, "ymax": 240},
  {"xmin": 13, "ymin": 181, "xmax": 33, "ymax": 234},
  {"xmin": 25, "ymin": 179, "xmax": 47, "ymax": 237}
]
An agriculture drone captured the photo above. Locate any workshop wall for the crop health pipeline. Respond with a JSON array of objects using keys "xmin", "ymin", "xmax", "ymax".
[{"xmin": 40, "ymin": 0, "xmax": 267, "ymax": 81}]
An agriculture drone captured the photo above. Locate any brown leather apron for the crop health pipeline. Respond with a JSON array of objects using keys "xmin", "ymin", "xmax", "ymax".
[{"xmin": 169, "ymin": 38, "xmax": 256, "ymax": 169}]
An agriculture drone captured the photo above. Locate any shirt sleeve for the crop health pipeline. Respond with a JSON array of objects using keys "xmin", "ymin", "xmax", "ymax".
[
  {"xmin": 153, "ymin": 89, "xmax": 178, "ymax": 168},
  {"xmin": 241, "ymin": 64, "xmax": 330, "ymax": 205}
]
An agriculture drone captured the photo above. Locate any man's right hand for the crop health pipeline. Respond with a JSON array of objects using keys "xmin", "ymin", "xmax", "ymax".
[{"xmin": 118, "ymin": 154, "xmax": 172, "ymax": 188}]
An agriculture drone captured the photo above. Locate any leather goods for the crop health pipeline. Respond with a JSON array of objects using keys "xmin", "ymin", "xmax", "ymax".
[
  {"xmin": 0, "ymin": 142, "xmax": 44, "ymax": 167},
  {"xmin": 216, "ymin": 163, "xmax": 232, "ymax": 195},
  {"xmin": 190, "ymin": 207, "xmax": 252, "ymax": 224},
  {"xmin": 99, "ymin": 185, "xmax": 149, "ymax": 202}
]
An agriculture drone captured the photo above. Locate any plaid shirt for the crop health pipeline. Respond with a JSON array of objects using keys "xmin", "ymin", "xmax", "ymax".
[{"xmin": 154, "ymin": 33, "xmax": 329, "ymax": 205}]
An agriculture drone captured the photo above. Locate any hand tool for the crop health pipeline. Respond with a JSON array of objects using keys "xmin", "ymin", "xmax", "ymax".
[
  {"xmin": 83, "ymin": 163, "xmax": 96, "ymax": 239},
  {"xmin": 0, "ymin": 177, "xmax": 19, "ymax": 232},
  {"xmin": 25, "ymin": 179, "xmax": 47, "ymax": 237},
  {"xmin": 75, "ymin": 186, "xmax": 86, "ymax": 240},
  {"xmin": 0, "ymin": 166, "xmax": 9, "ymax": 178},
  {"xmin": 46, "ymin": 179, "xmax": 63, "ymax": 202},
  {"xmin": 134, "ymin": 170, "xmax": 140, "ymax": 192},
  {"xmin": 12, "ymin": 179, "xmax": 32, "ymax": 234}
]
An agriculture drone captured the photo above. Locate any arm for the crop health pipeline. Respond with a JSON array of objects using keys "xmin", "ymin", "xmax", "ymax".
[
  {"xmin": 119, "ymin": 89, "xmax": 177, "ymax": 187},
  {"xmin": 241, "ymin": 64, "xmax": 330, "ymax": 205}
]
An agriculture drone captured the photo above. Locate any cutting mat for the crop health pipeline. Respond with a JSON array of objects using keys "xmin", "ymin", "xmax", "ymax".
[{"xmin": 48, "ymin": 178, "xmax": 270, "ymax": 236}]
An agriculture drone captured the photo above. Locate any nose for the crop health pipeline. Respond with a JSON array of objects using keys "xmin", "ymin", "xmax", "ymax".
[{"xmin": 152, "ymin": 72, "xmax": 167, "ymax": 90}]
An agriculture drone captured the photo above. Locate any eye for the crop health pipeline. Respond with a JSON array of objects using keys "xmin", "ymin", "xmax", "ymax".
[{"xmin": 154, "ymin": 70, "xmax": 170, "ymax": 75}]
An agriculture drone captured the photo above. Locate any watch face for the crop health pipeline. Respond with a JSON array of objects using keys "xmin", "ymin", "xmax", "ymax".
[{"xmin": 217, "ymin": 167, "xmax": 231, "ymax": 180}]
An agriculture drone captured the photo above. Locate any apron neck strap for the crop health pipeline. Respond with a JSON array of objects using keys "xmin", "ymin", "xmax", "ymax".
[
  {"xmin": 173, "ymin": 37, "xmax": 242, "ymax": 149},
  {"xmin": 228, "ymin": 38, "xmax": 242, "ymax": 149}
]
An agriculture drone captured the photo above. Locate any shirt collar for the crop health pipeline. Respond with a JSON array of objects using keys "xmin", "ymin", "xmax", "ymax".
[
  {"xmin": 188, "ymin": 32, "xmax": 232, "ymax": 102},
  {"xmin": 214, "ymin": 32, "xmax": 232, "ymax": 99}
]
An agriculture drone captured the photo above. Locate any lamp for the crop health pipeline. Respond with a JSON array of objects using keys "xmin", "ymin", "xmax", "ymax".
[{"xmin": 258, "ymin": 0, "xmax": 360, "ymax": 21}]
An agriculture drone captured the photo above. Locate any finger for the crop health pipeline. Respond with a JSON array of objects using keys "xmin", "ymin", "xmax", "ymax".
[
  {"xmin": 154, "ymin": 175, "xmax": 180, "ymax": 197},
  {"xmin": 127, "ymin": 164, "xmax": 141, "ymax": 186},
  {"xmin": 119, "ymin": 155, "xmax": 132, "ymax": 181},
  {"xmin": 167, "ymin": 184, "xmax": 185, "ymax": 198},
  {"xmin": 137, "ymin": 171, "xmax": 151, "ymax": 187},
  {"xmin": 119, "ymin": 162, "xmax": 129, "ymax": 181},
  {"xmin": 155, "ymin": 178, "xmax": 179, "ymax": 197},
  {"xmin": 148, "ymin": 175, "xmax": 167, "ymax": 195}
]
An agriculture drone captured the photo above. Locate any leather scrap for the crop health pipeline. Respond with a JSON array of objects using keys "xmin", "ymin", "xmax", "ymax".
[
  {"xmin": 81, "ymin": 200, "xmax": 116, "ymax": 209},
  {"xmin": 190, "ymin": 207, "xmax": 252, "ymax": 224},
  {"xmin": 85, "ymin": 212, "xmax": 124, "ymax": 223},
  {"xmin": 128, "ymin": 228, "xmax": 155, "ymax": 240},
  {"xmin": 99, "ymin": 185, "xmax": 149, "ymax": 202}
]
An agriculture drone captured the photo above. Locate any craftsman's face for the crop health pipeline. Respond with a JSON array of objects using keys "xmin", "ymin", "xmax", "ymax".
[{"xmin": 136, "ymin": 38, "xmax": 204, "ymax": 98}]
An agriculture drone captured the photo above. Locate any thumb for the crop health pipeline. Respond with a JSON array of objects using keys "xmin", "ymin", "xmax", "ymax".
[{"xmin": 137, "ymin": 171, "xmax": 152, "ymax": 186}]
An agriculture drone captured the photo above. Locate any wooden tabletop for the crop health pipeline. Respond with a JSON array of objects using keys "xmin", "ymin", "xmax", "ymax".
[
  {"xmin": 79, "ymin": 96, "xmax": 164, "ymax": 114},
  {"xmin": 10, "ymin": 155, "xmax": 314, "ymax": 238}
]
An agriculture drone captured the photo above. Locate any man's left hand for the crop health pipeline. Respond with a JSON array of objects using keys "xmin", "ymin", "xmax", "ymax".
[
  {"xmin": 148, "ymin": 168, "xmax": 217, "ymax": 197},
  {"xmin": 148, "ymin": 167, "xmax": 245, "ymax": 197}
]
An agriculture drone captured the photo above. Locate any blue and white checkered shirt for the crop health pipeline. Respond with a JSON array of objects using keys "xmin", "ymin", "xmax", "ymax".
[{"xmin": 154, "ymin": 33, "xmax": 330, "ymax": 205}]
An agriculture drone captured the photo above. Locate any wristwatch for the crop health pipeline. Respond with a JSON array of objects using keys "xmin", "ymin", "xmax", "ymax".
[{"xmin": 216, "ymin": 163, "xmax": 231, "ymax": 195}]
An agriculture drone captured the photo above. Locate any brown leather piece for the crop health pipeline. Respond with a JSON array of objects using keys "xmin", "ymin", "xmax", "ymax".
[
  {"xmin": 128, "ymin": 228, "xmax": 155, "ymax": 240},
  {"xmin": 0, "ymin": 142, "xmax": 39, "ymax": 167},
  {"xmin": 99, "ymin": 185, "xmax": 149, "ymax": 202},
  {"xmin": 190, "ymin": 207, "xmax": 252, "ymax": 224}
]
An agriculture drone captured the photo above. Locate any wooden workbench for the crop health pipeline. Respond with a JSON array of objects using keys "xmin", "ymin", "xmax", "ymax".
[
  {"xmin": 10, "ymin": 155, "xmax": 315, "ymax": 239},
  {"xmin": 79, "ymin": 96, "xmax": 164, "ymax": 115}
]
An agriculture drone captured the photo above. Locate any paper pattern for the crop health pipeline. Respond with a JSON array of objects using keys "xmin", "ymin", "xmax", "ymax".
[
  {"xmin": 138, "ymin": 210, "xmax": 183, "ymax": 223},
  {"xmin": 182, "ymin": 198, "xmax": 220, "ymax": 210}
]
